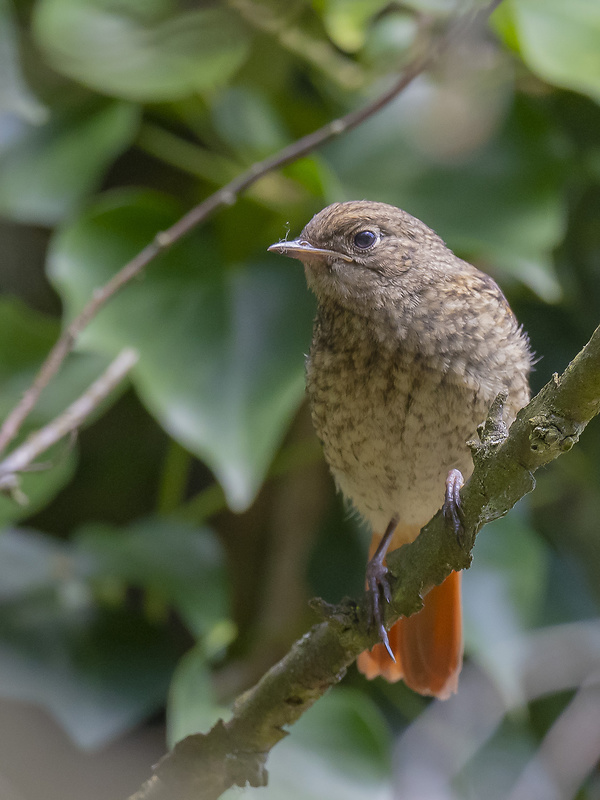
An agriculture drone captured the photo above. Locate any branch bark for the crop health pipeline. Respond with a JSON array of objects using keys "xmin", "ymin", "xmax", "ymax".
[{"xmin": 127, "ymin": 327, "xmax": 600, "ymax": 800}]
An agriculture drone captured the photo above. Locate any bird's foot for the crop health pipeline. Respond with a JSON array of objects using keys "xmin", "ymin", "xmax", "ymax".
[
  {"xmin": 365, "ymin": 556, "xmax": 395, "ymax": 661},
  {"xmin": 365, "ymin": 516, "xmax": 398, "ymax": 662},
  {"xmin": 443, "ymin": 468, "xmax": 466, "ymax": 547}
]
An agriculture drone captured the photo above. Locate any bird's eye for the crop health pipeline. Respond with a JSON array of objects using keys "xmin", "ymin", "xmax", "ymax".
[{"xmin": 353, "ymin": 230, "xmax": 377, "ymax": 249}]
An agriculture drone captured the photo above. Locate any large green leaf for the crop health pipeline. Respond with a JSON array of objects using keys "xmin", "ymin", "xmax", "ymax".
[
  {"xmin": 32, "ymin": 0, "xmax": 251, "ymax": 102},
  {"xmin": 503, "ymin": 0, "xmax": 600, "ymax": 103},
  {"xmin": 0, "ymin": 99, "xmax": 139, "ymax": 225},
  {"xmin": 47, "ymin": 189, "xmax": 314, "ymax": 510}
]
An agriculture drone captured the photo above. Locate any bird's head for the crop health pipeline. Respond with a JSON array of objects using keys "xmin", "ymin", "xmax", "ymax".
[{"xmin": 268, "ymin": 201, "xmax": 451, "ymax": 310}]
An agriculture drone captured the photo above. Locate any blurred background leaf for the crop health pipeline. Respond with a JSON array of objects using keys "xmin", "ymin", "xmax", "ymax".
[
  {"xmin": 0, "ymin": 0, "xmax": 47, "ymax": 122},
  {"xmin": 32, "ymin": 0, "xmax": 251, "ymax": 102},
  {"xmin": 499, "ymin": 0, "xmax": 600, "ymax": 103},
  {"xmin": 0, "ymin": 99, "xmax": 139, "ymax": 225},
  {"xmin": 47, "ymin": 189, "xmax": 314, "ymax": 510},
  {"xmin": 0, "ymin": 526, "xmax": 184, "ymax": 749}
]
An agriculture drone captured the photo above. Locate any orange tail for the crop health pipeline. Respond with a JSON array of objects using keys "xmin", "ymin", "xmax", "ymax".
[{"xmin": 357, "ymin": 532, "xmax": 463, "ymax": 700}]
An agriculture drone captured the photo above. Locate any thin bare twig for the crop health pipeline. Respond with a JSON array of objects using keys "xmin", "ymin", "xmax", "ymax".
[
  {"xmin": 0, "ymin": 0, "xmax": 502, "ymax": 456},
  {"xmin": 0, "ymin": 348, "xmax": 139, "ymax": 496}
]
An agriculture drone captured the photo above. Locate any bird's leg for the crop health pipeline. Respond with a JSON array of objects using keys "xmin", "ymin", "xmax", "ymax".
[
  {"xmin": 443, "ymin": 468, "xmax": 465, "ymax": 546},
  {"xmin": 365, "ymin": 514, "xmax": 399, "ymax": 661}
]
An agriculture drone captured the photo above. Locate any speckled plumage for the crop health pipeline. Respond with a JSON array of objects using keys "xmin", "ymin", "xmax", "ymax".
[
  {"xmin": 269, "ymin": 200, "xmax": 532, "ymax": 696},
  {"xmin": 298, "ymin": 201, "xmax": 531, "ymax": 534}
]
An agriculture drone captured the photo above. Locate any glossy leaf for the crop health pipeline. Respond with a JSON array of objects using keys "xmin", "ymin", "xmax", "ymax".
[
  {"xmin": 0, "ymin": 99, "xmax": 139, "ymax": 225},
  {"xmin": 47, "ymin": 189, "xmax": 315, "ymax": 509},
  {"xmin": 32, "ymin": 0, "xmax": 251, "ymax": 102},
  {"xmin": 507, "ymin": 0, "xmax": 600, "ymax": 102}
]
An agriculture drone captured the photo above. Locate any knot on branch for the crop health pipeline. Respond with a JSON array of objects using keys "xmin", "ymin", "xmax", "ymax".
[
  {"xmin": 468, "ymin": 391, "xmax": 509, "ymax": 462},
  {"xmin": 309, "ymin": 596, "xmax": 360, "ymax": 629},
  {"xmin": 528, "ymin": 414, "xmax": 582, "ymax": 456}
]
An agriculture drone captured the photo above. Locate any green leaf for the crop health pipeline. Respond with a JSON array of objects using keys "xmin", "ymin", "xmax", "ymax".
[
  {"xmin": 0, "ymin": 0, "xmax": 47, "ymax": 122},
  {"xmin": 0, "ymin": 445, "xmax": 77, "ymax": 526},
  {"xmin": 0, "ymin": 526, "xmax": 77, "ymax": 599},
  {"xmin": 0, "ymin": 297, "xmax": 117, "ymax": 424},
  {"xmin": 47, "ymin": 189, "xmax": 314, "ymax": 510},
  {"xmin": 32, "ymin": 0, "xmax": 251, "ymax": 102},
  {"xmin": 507, "ymin": 0, "xmax": 600, "ymax": 102},
  {"xmin": 167, "ymin": 642, "xmax": 228, "ymax": 748},
  {"xmin": 325, "ymin": 94, "xmax": 567, "ymax": 300},
  {"xmin": 211, "ymin": 87, "xmax": 289, "ymax": 160},
  {"xmin": 76, "ymin": 517, "xmax": 230, "ymax": 638},
  {"xmin": 319, "ymin": 0, "xmax": 391, "ymax": 52},
  {"xmin": 221, "ymin": 689, "xmax": 392, "ymax": 799},
  {"xmin": 0, "ymin": 296, "xmax": 57, "ymax": 379},
  {"xmin": 0, "ymin": 99, "xmax": 139, "ymax": 225},
  {"xmin": 0, "ymin": 527, "xmax": 182, "ymax": 749}
]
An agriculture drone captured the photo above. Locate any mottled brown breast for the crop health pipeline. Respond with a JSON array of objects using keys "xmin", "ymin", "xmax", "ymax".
[{"xmin": 307, "ymin": 296, "xmax": 530, "ymax": 532}]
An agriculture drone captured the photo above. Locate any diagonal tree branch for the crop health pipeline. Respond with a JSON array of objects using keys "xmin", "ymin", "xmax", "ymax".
[
  {"xmin": 0, "ymin": 0, "xmax": 503, "ymax": 458},
  {"xmin": 127, "ymin": 325, "xmax": 600, "ymax": 800}
]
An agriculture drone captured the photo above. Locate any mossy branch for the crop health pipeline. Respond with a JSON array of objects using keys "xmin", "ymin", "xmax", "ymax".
[{"xmin": 128, "ymin": 327, "xmax": 600, "ymax": 800}]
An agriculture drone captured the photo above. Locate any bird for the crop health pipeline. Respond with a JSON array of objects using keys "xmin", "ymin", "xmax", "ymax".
[{"xmin": 268, "ymin": 200, "xmax": 532, "ymax": 699}]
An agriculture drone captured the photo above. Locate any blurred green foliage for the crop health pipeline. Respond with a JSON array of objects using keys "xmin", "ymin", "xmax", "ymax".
[{"xmin": 1, "ymin": 0, "xmax": 600, "ymax": 797}]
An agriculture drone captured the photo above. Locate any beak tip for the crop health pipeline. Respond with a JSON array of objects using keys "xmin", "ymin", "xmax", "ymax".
[
  {"xmin": 267, "ymin": 240, "xmax": 299, "ymax": 258},
  {"xmin": 267, "ymin": 238, "xmax": 346, "ymax": 262}
]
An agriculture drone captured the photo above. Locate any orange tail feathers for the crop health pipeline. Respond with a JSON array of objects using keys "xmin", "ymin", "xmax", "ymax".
[{"xmin": 357, "ymin": 531, "xmax": 463, "ymax": 700}]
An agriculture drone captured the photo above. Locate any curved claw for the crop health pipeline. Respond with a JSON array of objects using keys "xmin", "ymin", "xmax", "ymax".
[
  {"xmin": 366, "ymin": 560, "xmax": 395, "ymax": 660},
  {"xmin": 443, "ymin": 468, "xmax": 465, "ymax": 546},
  {"xmin": 365, "ymin": 516, "xmax": 398, "ymax": 662}
]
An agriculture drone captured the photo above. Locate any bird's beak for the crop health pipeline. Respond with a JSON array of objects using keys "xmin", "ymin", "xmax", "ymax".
[{"xmin": 268, "ymin": 238, "xmax": 352, "ymax": 262}]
